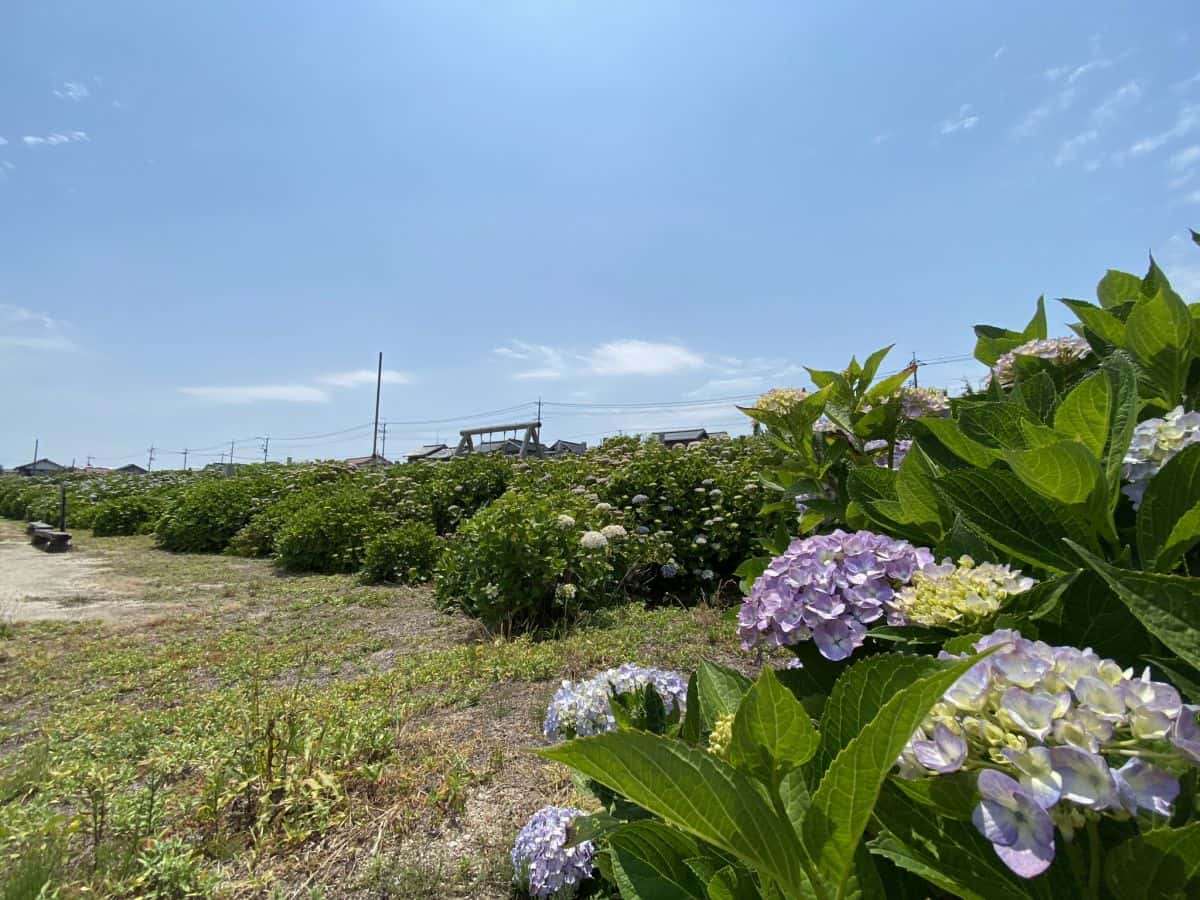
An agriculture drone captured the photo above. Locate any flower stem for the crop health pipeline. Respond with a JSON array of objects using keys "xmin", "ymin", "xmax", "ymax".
[{"xmin": 1087, "ymin": 819, "xmax": 1101, "ymax": 900}]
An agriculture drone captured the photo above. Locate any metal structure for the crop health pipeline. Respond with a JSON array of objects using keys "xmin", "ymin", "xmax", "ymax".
[{"xmin": 454, "ymin": 420, "xmax": 544, "ymax": 459}]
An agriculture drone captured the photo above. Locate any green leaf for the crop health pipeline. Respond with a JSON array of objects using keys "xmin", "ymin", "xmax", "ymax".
[
  {"xmin": 1010, "ymin": 371, "xmax": 1058, "ymax": 423},
  {"xmin": 858, "ymin": 345, "xmax": 892, "ymax": 388},
  {"xmin": 1070, "ymin": 543, "xmax": 1200, "ymax": 672},
  {"xmin": 1035, "ymin": 570, "xmax": 1153, "ymax": 664},
  {"xmin": 540, "ymin": 733, "xmax": 808, "ymax": 896},
  {"xmin": 730, "ymin": 667, "xmax": 820, "ymax": 787},
  {"xmin": 608, "ymin": 821, "xmax": 708, "ymax": 900},
  {"xmin": 813, "ymin": 654, "xmax": 942, "ymax": 775},
  {"xmin": 706, "ymin": 865, "xmax": 762, "ymax": 900},
  {"xmin": 1062, "ymin": 297, "xmax": 1128, "ymax": 345},
  {"xmin": 801, "ymin": 651, "xmax": 991, "ymax": 898},
  {"xmin": 870, "ymin": 786, "xmax": 1047, "ymax": 900},
  {"xmin": 864, "ymin": 368, "xmax": 916, "ymax": 405},
  {"xmin": 1105, "ymin": 823, "xmax": 1200, "ymax": 900},
  {"xmin": 913, "ymin": 419, "xmax": 1003, "ymax": 469},
  {"xmin": 779, "ymin": 768, "xmax": 812, "ymax": 832},
  {"xmin": 1054, "ymin": 371, "xmax": 1111, "ymax": 458},
  {"xmin": 1023, "ymin": 296, "xmax": 1048, "ymax": 340},
  {"xmin": 1006, "ymin": 440, "xmax": 1101, "ymax": 505},
  {"xmin": 681, "ymin": 674, "xmax": 702, "ymax": 744},
  {"xmin": 935, "ymin": 468, "xmax": 1096, "ymax": 573},
  {"xmin": 1125, "ymin": 286, "xmax": 1192, "ymax": 406},
  {"xmin": 894, "ymin": 443, "xmax": 947, "ymax": 531},
  {"xmin": 958, "ymin": 402, "xmax": 1040, "ymax": 450},
  {"xmin": 696, "ymin": 661, "xmax": 753, "ymax": 733},
  {"xmin": 1100, "ymin": 354, "xmax": 1140, "ymax": 503},
  {"xmin": 1097, "ymin": 269, "xmax": 1143, "ymax": 308},
  {"xmin": 889, "ymin": 771, "xmax": 979, "ymax": 821},
  {"xmin": 1136, "ymin": 443, "xmax": 1200, "ymax": 571}
]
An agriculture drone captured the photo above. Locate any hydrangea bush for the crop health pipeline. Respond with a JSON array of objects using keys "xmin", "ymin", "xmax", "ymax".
[
  {"xmin": 511, "ymin": 805, "xmax": 596, "ymax": 898},
  {"xmin": 543, "ymin": 664, "xmax": 687, "ymax": 740}
]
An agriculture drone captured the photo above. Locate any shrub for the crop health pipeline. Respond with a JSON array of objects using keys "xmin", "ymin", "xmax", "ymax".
[
  {"xmin": 434, "ymin": 491, "xmax": 669, "ymax": 633},
  {"xmin": 91, "ymin": 494, "xmax": 165, "ymax": 536},
  {"xmin": 274, "ymin": 484, "xmax": 395, "ymax": 573},
  {"xmin": 360, "ymin": 522, "xmax": 442, "ymax": 584},
  {"xmin": 154, "ymin": 477, "xmax": 272, "ymax": 553}
]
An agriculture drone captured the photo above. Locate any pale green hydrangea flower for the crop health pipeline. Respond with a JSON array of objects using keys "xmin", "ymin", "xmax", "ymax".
[{"xmin": 889, "ymin": 556, "xmax": 1035, "ymax": 629}]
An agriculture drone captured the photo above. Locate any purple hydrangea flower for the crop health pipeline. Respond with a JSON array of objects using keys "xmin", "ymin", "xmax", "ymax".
[
  {"xmin": 911, "ymin": 723, "xmax": 968, "ymax": 773},
  {"xmin": 1048, "ymin": 746, "xmax": 1118, "ymax": 810},
  {"xmin": 511, "ymin": 805, "xmax": 595, "ymax": 898},
  {"xmin": 737, "ymin": 530, "xmax": 933, "ymax": 661},
  {"xmin": 1114, "ymin": 758, "xmax": 1180, "ymax": 816},
  {"xmin": 543, "ymin": 663, "xmax": 688, "ymax": 741},
  {"xmin": 972, "ymin": 770, "xmax": 1056, "ymax": 878}
]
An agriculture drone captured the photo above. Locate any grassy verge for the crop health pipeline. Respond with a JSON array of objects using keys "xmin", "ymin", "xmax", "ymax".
[{"xmin": 0, "ymin": 527, "xmax": 755, "ymax": 898}]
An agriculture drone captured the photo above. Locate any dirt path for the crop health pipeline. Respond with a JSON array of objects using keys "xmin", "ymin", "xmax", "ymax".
[{"xmin": 0, "ymin": 520, "xmax": 165, "ymax": 623}]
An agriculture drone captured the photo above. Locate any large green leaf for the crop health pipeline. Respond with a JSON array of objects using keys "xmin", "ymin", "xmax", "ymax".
[
  {"xmin": 958, "ymin": 402, "xmax": 1040, "ymax": 450},
  {"xmin": 870, "ymin": 786, "xmax": 1050, "ymax": 900},
  {"xmin": 1136, "ymin": 443, "xmax": 1200, "ymax": 571},
  {"xmin": 801, "ymin": 652, "xmax": 989, "ymax": 899},
  {"xmin": 1100, "ymin": 354, "xmax": 1140, "ymax": 503},
  {"xmin": 914, "ymin": 419, "xmax": 1003, "ymax": 469},
  {"xmin": 1006, "ymin": 440, "xmax": 1101, "ymax": 505},
  {"xmin": 813, "ymin": 655, "xmax": 942, "ymax": 775},
  {"xmin": 1062, "ymin": 297, "xmax": 1128, "ymax": 346},
  {"xmin": 696, "ymin": 661, "xmax": 753, "ymax": 732},
  {"xmin": 730, "ymin": 667, "xmax": 820, "ymax": 788},
  {"xmin": 608, "ymin": 821, "xmax": 708, "ymax": 900},
  {"xmin": 1034, "ymin": 569, "xmax": 1153, "ymax": 665},
  {"xmin": 1010, "ymin": 371, "xmax": 1059, "ymax": 423},
  {"xmin": 1097, "ymin": 269, "xmax": 1143, "ymax": 309},
  {"xmin": 935, "ymin": 469, "xmax": 1096, "ymax": 573},
  {"xmin": 540, "ymin": 733, "xmax": 808, "ymax": 896},
  {"xmin": 1125, "ymin": 286, "xmax": 1192, "ymax": 406},
  {"xmin": 1070, "ymin": 543, "xmax": 1200, "ymax": 672},
  {"xmin": 1053, "ymin": 371, "xmax": 1111, "ymax": 458},
  {"xmin": 894, "ymin": 443, "xmax": 948, "ymax": 532},
  {"xmin": 1105, "ymin": 823, "xmax": 1200, "ymax": 900},
  {"xmin": 972, "ymin": 299, "xmax": 1047, "ymax": 365}
]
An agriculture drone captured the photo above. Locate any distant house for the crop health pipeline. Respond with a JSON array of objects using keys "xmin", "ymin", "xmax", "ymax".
[
  {"xmin": 651, "ymin": 428, "xmax": 710, "ymax": 448},
  {"xmin": 116, "ymin": 463, "xmax": 148, "ymax": 475},
  {"xmin": 14, "ymin": 458, "xmax": 66, "ymax": 477},
  {"xmin": 406, "ymin": 444, "xmax": 451, "ymax": 463},
  {"xmin": 81, "ymin": 465, "xmax": 114, "ymax": 475},
  {"xmin": 344, "ymin": 454, "xmax": 391, "ymax": 469},
  {"xmin": 548, "ymin": 439, "xmax": 587, "ymax": 456}
]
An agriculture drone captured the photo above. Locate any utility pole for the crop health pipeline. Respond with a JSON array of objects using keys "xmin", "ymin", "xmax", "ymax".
[
  {"xmin": 911, "ymin": 352, "xmax": 919, "ymax": 388},
  {"xmin": 182, "ymin": 449, "xmax": 189, "ymax": 471},
  {"xmin": 86, "ymin": 455, "xmax": 94, "ymax": 468},
  {"xmin": 380, "ymin": 423, "xmax": 388, "ymax": 460},
  {"xmin": 32, "ymin": 438, "xmax": 38, "ymax": 465},
  {"xmin": 537, "ymin": 397, "xmax": 542, "ymax": 424},
  {"xmin": 371, "ymin": 351, "xmax": 383, "ymax": 460},
  {"xmin": 147, "ymin": 446, "xmax": 156, "ymax": 472},
  {"xmin": 259, "ymin": 436, "xmax": 270, "ymax": 463},
  {"xmin": 229, "ymin": 439, "xmax": 236, "ymax": 467}
]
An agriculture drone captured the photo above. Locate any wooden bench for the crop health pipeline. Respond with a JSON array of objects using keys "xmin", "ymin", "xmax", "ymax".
[{"xmin": 30, "ymin": 528, "xmax": 71, "ymax": 552}]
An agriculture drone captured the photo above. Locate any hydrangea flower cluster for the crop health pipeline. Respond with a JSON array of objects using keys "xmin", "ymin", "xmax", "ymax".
[
  {"xmin": 737, "ymin": 530, "xmax": 933, "ymax": 660},
  {"xmin": 867, "ymin": 439, "xmax": 912, "ymax": 470},
  {"xmin": 898, "ymin": 630, "xmax": 1200, "ymax": 878},
  {"xmin": 511, "ymin": 805, "xmax": 596, "ymax": 898},
  {"xmin": 990, "ymin": 336, "xmax": 1090, "ymax": 387},
  {"xmin": 707, "ymin": 713, "xmax": 735, "ymax": 760},
  {"xmin": 754, "ymin": 387, "xmax": 809, "ymax": 416},
  {"xmin": 899, "ymin": 386, "xmax": 950, "ymax": 419},
  {"xmin": 579, "ymin": 531, "xmax": 608, "ymax": 550},
  {"xmin": 887, "ymin": 556, "xmax": 1035, "ymax": 629},
  {"xmin": 543, "ymin": 663, "xmax": 689, "ymax": 740},
  {"xmin": 1122, "ymin": 405, "xmax": 1200, "ymax": 508}
]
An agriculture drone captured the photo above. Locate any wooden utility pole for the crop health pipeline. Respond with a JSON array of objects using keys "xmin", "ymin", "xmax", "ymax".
[
  {"xmin": 182, "ymin": 449, "xmax": 189, "ymax": 471},
  {"xmin": 147, "ymin": 446, "xmax": 156, "ymax": 471},
  {"xmin": 371, "ymin": 351, "xmax": 383, "ymax": 459},
  {"xmin": 380, "ymin": 423, "xmax": 388, "ymax": 460}
]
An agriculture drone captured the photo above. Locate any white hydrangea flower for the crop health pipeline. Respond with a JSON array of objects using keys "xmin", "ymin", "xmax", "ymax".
[
  {"xmin": 600, "ymin": 524, "xmax": 627, "ymax": 540},
  {"xmin": 556, "ymin": 514, "xmax": 576, "ymax": 528},
  {"xmin": 1123, "ymin": 406, "xmax": 1200, "ymax": 508},
  {"xmin": 579, "ymin": 531, "xmax": 608, "ymax": 550},
  {"xmin": 990, "ymin": 336, "xmax": 1090, "ymax": 387}
]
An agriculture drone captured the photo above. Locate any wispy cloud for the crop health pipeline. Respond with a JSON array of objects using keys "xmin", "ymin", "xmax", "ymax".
[
  {"xmin": 0, "ymin": 335, "xmax": 76, "ymax": 351},
  {"xmin": 179, "ymin": 385, "xmax": 330, "ymax": 404},
  {"xmin": 493, "ymin": 340, "xmax": 568, "ymax": 380},
  {"xmin": 1092, "ymin": 80, "xmax": 1143, "ymax": 123},
  {"xmin": 939, "ymin": 104, "xmax": 980, "ymax": 135},
  {"xmin": 1055, "ymin": 130, "xmax": 1100, "ymax": 166},
  {"xmin": 316, "ymin": 369, "xmax": 412, "ymax": 388},
  {"xmin": 685, "ymin": 376, "xmax": 767, "ymax": 399},
  {"xmin": 22, "ymin": 131, "xmax": 89, "ymax": 147},
  {"xmin": 1128, "ymin": 104, "xmax": 1200, "ymax": 157},
  {"xmin": 52, "ymin": 81, "xmax": 90, "ymax": 102},
  {"xmin": 1045, "ymin": 57, "xmax": 1113, "ymax": 85},
  {"xmin": 1014, "ymin": 87, "xmax": 1077, "ymax": 138},
  {"xmin": 1171, "ymin": 145, "xmax": 1200, "ymax": 170},
  {"xmin": 0, "ymin": 304, "xmax": 62, "ymax": 330},
  {"xmin": 1174, "ymin": 72, "xmax": 1200, "ymax": 93},
  {"xmin": 993, "ymin": 46, "xmax": 1007, "ymax": 61},
  {"xmin": 587, "ymin": 340, "xmax": 704, "ymax": 376}
]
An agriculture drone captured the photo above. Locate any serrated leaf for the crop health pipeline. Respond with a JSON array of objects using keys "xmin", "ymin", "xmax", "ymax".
[
  {"xmin": 1011, "ymin": 371, "xmax": 1059, "ymax": 423},
  {"xmin": 1006, "ymin": 440, "xmax": 1101, "ymax": 505},
  {"xmin": 935, "ymin": 469, "xmax": 1096, "ymax": 573},
  {"xmin": 1125, "ymin": 286, "xmax": 1192, "ymax": 406},
  {"xmin": 801, "ymin": 652, "xmax": 990, "ymax": 898},
  {"xmin": 696, "ymin": 661, "xmax": 753, "ymax": 733},
  {"xmin": 1097, "ymin": 270, "xmax": 1143, "ymax": 309},
  {"xmin": 730, "ymin": 667, "xmax": 820, "ymax": 787},
  {"xmin": 1034, "ymin": 569, "xmax": 1153, "ymax": 664},
  {"xmin": 958, "ymin": 402, "xmax": 1040, "ymax": 450},
  {"xmin": 1105, "ymin": 823, "xmax": 1200, "ymax": 900},
  {"xmin": 895, "ymin": 443, "xmax": 947, "ymax": 530},
  {"xmin": 706, "ymin": 865, "xmax": 762, "ymax": 900},
  {"xmin": 539, "ymin": 732, "xmax": 808, "ymax": 896},
  {"xmin": 608, "ymin": 821, "xmax": 708, "ymax": 900},
  {"xmin": 914, "ymin": 418, "xmax": 1003, "ymax": 469},
  {"xmin": 1101, "ymin": 354, "xmax": 1140, "ymax": 503},
  {"xmin": 1136, "ymin": 443, "xmax": 1200, "ymax": 571},
  {"xmin": 1070, "ymin": 543, "xmax": 1200, "ymax": 672},
  {"xmin": 1054, "ymin": 371, "xmax": 1111, "ymax": 458},
  {"xmin": 1062, "ymin": 297, "xmax": 1128, "ymax": 345}
]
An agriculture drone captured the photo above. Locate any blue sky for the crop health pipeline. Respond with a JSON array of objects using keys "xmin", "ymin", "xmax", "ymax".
[{"xmin": 2, "ymin": 1, "xmax": 1199, "ymax": 468}]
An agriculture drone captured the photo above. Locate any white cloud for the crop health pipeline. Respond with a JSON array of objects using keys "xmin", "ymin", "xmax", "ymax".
[
  {"xmin": 685, "ymin": 376, "xmax": 766, "ymax": 399},
  {"xmin": 1092, "ymin": 81, "xmax": 1143, "ymax": 123},
  {"xmin": 1171, "ymin": 145, "xmax": 1200, "ymax": 170},
  {"xmin": 1128, "ymin": 104, "xmax": 1200, "ymax": 156},
  {"xmin": 493, "ymin": 340, "xmax": 568, "ymax": 379},
  {"xmin": 22, "ymin": 131, "xmax": 88, "ymax": 147},
  {"xmin": 1014, "ymin": 87, "xmax": 1077, "ymax": 138},
  {"xmin": 179, "ymin": 385, "xmax": 330, "ymax": 404},
  {"xmin": 0, "ymin": 137, "xmax": 7, "ymax": 145},
  {"xmin": 1174, "ymin": 72, "xmax": 1200, "ymax": 93},
  {"xmin": 1045, "ymin": 55, "xmax": 1113, "ymax": 85},
  {"xmin": 0, "ymin": 304, "xmax": 61, "ymax": 329},
  {"xmin": 939, "ymin": 104, "xmax": 980, "ymax": 135},
  {"xmin": 1169, "ymin": 171, "xmax": 1196, "ymax": 190},
  {"xmin": 316, "ymin": 369, "xmax": 411, "ymax": 388},
  {"xmin": 0, "ymin": 335, "xmax": 76, "ymax": 351},
  {"xmin": 993, "ymin": 46, "xmax": 1007, "ymax": 60},
  {"xmin": 1055, "ymin": 130, "xmax": 1099, "ymax": 166},
  {"xmin": 587, "ymin": 340, "xmax": 705, "ymax": 376},
  {"xmin": 52, "ymin": 81, "xmax": 90, "ymax": 102}
]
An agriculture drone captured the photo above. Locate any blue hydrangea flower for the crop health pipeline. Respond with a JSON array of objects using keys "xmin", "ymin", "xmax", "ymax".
[
  {"xmin": 511, "ymin": 805, "xmax": 595, "ymax": 898},
  {"xmin": 898, "ymin": 629, "xmax": 1200, "ymax": 879},
  {"xmin": 737, "ymin": 530, "xmax": 933, "ymax": 661},
  {"xmin": 543, "ymin": 663, "xmax": 688, "ymax": 741},
  {"xmin": 1122, "ymin": 406, "xmax": 1200, "ymax": 508}
]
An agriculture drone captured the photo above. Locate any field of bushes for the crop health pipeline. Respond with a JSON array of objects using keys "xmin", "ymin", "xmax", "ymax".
[{"xmin": 4, "ymin": 239, "xmax": 1200, "ymax": 898}]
